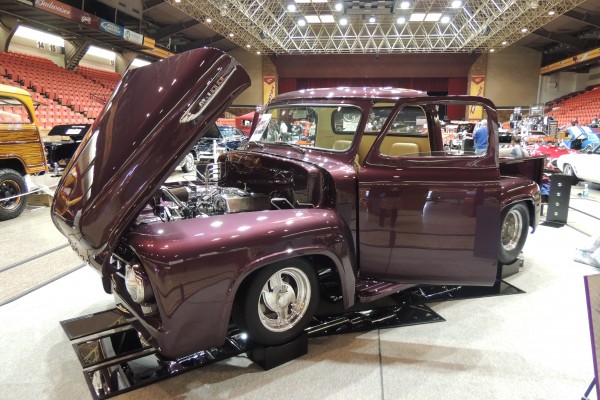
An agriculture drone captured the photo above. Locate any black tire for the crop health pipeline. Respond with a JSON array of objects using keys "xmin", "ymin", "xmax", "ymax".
[
  {"xmin": 0, "ymin": 169, "xmax": 28, "ymax": 221},
  {"xmin": 562, "ymin": 163, "xmax": 579, "ymax": 185},
  {"xmin": 499, "ymin": 203, "xmax": 529, "ymax": 265},
  {"xmin": 181, "ymin": 153, "xmax": 195, "ymax": 173},
  {"xmin": 233, "ymin": 259, "xmax": 319, "ymax": 346}
]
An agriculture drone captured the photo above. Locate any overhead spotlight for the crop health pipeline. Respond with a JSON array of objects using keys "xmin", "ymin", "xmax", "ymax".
[
  {"xmin": 256, "ymin": 51, "xmax": 261, "ymax": 55},
  {"xmin": 205, "ymin": 18, "xmax": 212, "ymax": 23},
  {"xmin": 229, "ymin": 33, "xmax": 234, "ymax": 37},
  {"xmin": 339, "ymin": 17, "xmax": 348, "ymax": 26},
  {"xmin": 400, "ymin": 1, "xmax": 410, "ymax": 9},
  {"xmin": 368, "ymin": 15, "xmax": 376, "ymax": 23},
  {"xmin": 529, "ymin": 1, "xmax": 539, "ymax": 9},
  {"xmin": 174, "ymin": 0, "xmax": 181, "ymax": 3},
  {"xmin": 521, "ymin": 27, "xmax": 528, "ymax": 33},
  {"xmin": 451, "ymin": 0, "xmax": 462, "ymax": 7},
  {"xmin": 287, "ymin": 4, "xmax": 296, "ymax": 12},
  {"xmin": 246, "ymin": 44, "xmax": 251, "ymax": 48},
  {"xmin": 501, "ymin": 40, "xmax": 507, "ymax": 45},
  {"xmin": 548, "ymin": 10, "xmax": 555, "ymax": 16},
  {"xmin": 334, "ymin": 3, "xmax": 343, "ymax": 11},
  {"xmin": 440, "ymin": 16, "xmax": 450, "ymax": 24},
  {"xmin": 490, "ymin": 48, "xmax": 495, "ymax": 52},
  {"xmin": 396, "ymin": 17, "xmax": 406, "ymax": 24},
  {"xmin": 298, "ymin": 18, "xmax": 306, "ymax": 26}
]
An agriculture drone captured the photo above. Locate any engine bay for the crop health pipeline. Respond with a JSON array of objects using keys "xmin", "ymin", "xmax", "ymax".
[{"xmin": 137, "ymin": 159, "xmax": 321, "ymax": 224}]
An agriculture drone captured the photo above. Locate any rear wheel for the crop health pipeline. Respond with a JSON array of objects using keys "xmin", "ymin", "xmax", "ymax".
[
  {"xmin": 562, "ymin": 163, "xmax": 579, "ymax": 185},
  {"xmin": 0, "ymin": 169, "xmax": 28, "ymax": 221},
  {"xmin": 499, "ymin": 203, "xmax": 529, "ymax": 264},
  {"xmin": 233, "ymin": 259, "xmax": 319, "ymax": 346}
]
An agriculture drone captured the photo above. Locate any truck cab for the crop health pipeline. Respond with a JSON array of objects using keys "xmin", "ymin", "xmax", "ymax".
[{"xmin": 0, "ymin": 84, "xmax": 47, "ymax": 220}]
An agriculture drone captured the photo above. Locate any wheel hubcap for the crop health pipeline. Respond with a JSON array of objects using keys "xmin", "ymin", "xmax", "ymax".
[
  {"xmin": 501, "ymin": 209, "xmax": 523, "ymax": 251},
  {"xmin": 185, "ymin": 155, "xmax": 194, "ymax": 171},
  {"xmin": 258, "ymin": 267, "xmax": 311, "ymax": 332},
  {"xmin": 0, "ymin": 180, "xmax": 22, "ymax": 210}
]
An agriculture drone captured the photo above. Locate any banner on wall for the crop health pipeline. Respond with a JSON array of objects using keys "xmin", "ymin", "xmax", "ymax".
[
  {"xmin": 468, "ymin": 75, "xmax": 485, "ymax": 120},
  {"xmin": 35, "ymin": 0, "xmax": 100, "ymax": 29},
  {"xmin": 123, "ymin": 28, "xmax": 143, "ymax": 45},
  {"xmin": 263, "ymin": 76, "xmax": 276, "ymax": 106},
  {"xmin": 99, "ymin": 19, "xmax": 124, "ymax": 37}
]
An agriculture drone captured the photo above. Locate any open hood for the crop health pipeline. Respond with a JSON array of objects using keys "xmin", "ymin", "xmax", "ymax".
[{"xmin": 51, "ymin": 48, "xmax": 251, "ymax": 267}]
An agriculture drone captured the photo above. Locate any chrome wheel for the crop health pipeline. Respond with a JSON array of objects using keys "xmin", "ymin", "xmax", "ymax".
[
  {"xmin": 182, "ymin": 153, "xmax": 195, "ymax": 173},
  {"xmin": 258, "ymin": 267, "xmax": 311, "ymax": 332},
  {"xmin": 501, "ymin": 207, "xmax": 523, "ymax": 252},
  {"xmin": 563, "ymin": 164, "xmax": 573, "ymax": 176}
]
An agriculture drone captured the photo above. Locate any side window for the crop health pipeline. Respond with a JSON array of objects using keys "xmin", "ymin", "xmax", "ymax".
[
  {"xmin": 0, "ymin": 96, "xmax": 33, "ymax": 124},
  {"xmin": 379, "ymin": 106, "xmax": 430, "ymax": 157}
]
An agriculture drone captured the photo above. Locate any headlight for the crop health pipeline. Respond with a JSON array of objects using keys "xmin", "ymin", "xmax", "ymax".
[{"xmin": 125, "ymin": 263, "xmax": 154, "ymax": 303}]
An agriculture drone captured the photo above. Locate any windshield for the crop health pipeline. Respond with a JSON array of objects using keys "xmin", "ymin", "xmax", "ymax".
[
  {"xmin": 218, "ymin": 125, "xmax": 244, "ymax": 138},
  {"xmin": 249, "ymin": 104, "xmax": 363, "ymax": 152}
]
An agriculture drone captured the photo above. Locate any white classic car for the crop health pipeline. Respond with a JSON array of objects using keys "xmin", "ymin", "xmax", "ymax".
[{"xmin": 556, "ymin": 144, "xmax": 600, "ymax": 184}]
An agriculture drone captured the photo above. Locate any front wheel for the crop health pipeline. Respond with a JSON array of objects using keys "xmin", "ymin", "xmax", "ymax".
[
  {"xmin": 562, "ymin": 163, "xmax": 579, "ymax": 185},
  {"xmin": 233, "ymin": 259, "xmax": 319, "ymax": 346},
  {"xmin": 499, "ymin": 203, "xmax": 529, "ymax": 265},
  {"xmin": 0, "ymin": 169, "xmax": 28, "ymax": 221}
]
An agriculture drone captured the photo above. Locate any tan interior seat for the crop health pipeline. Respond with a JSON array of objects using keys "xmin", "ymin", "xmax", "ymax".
[
  {"xmin": 388, "ymin": 142, "xmax": 420, "ymax": 157},
  {"xmin": 333, "ymin": 139, "xmax": 352, "ymax": 151}
]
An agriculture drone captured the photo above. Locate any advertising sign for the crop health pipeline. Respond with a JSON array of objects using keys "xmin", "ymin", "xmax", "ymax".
[
  {"xmin": 585, "ymin": 274, "xmax": 600, "ymax": 400},
  {"xmin": 263, "ymin": 76, "xmax": 276, "ymax": 106},
  {"xmin": 99, "ymin": 19, "xmax": 124, "ymax": 37},
  {"xmin": 468, "ymin": 76, "xmax": 485, "ymax": 120},
  {"xmin": 35, "ymin": 0, "xmax": 99, "ymax": 29},
  {"xmin": 123, "ymin": 28, "xmax": 143, "ymax": 45}
]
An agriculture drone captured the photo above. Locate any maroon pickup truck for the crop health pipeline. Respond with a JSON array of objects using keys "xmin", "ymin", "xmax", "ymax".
[{"xmin": 51, "ymin": 48, "xmax": 542, "ymax": 359}]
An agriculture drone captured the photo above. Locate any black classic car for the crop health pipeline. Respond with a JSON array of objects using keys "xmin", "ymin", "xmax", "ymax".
[{"xmin": 44, "ymin": 124, "xmax": 90, "ymax": 171}]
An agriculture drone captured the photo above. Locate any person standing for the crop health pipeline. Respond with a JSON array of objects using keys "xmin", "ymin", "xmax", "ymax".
[
  {"xmin": 473, "ymin": 119, "xmax": 488, "ymax": 155},
  {"xmin": 509, "ymin": 136, "xmax": 529, "ymax": 158}
]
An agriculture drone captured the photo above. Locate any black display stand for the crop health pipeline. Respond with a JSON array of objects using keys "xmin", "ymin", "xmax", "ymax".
[
  {"xmin": 61, "ymin": 262, "xmax": 525, "ymax": 400},
  {"xmin": 544, "ymin": 173, "xmax": 572, "ymax": 226}
]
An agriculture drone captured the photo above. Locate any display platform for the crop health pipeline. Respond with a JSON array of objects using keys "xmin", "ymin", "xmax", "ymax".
[{"xmin": 61, "ymin": 262, "xmax": 524, "ymax": 400}]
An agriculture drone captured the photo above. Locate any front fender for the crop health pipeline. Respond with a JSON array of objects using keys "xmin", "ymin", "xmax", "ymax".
[{"xmin": 125, "ymin": 208, "xmax": 356, "ymax": 358}]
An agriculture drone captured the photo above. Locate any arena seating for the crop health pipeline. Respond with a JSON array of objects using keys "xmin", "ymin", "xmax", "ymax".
[
  {"xmin": 547, "ymin": 85, "xmax": 600, "ymax": 127},
  {"xmin": 0, "ymin": 51, "xmax": 121, "ymax": 129}
]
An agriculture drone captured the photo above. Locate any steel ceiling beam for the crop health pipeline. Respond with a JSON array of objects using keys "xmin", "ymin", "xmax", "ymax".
[
  {"xmin": 169, "ymin": 0, "xmax": 590, "ymax": 55},
  {"xmin": 532, "ymin": 28, "xmax": 584, "ymax": 50},
  {"xmin": 564, "ymin": 9, "xmax": 600, "ymax": 28},
  {"xmin": 143, "ymin": 0, "xmax": 165, "ymax": 12},
  {"xmin": 154, "ymin": 19, "xmax": 200, "ymax": 40}
]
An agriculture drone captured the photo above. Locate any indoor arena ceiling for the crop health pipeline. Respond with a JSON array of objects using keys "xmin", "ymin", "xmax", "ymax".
[
  {"xmin": 168, "ymin": 0, "xmax": 596, "ymax": 56},
  {"xmin": 0, "ymin": 0, "xmax": 598, "ymax": 66}
]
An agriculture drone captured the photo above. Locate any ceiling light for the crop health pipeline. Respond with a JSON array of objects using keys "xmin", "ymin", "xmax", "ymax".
[
  {"xmin": 425, "ymin": 13, "xmax": 442, "ymax": 22},
  {"xmin": 246, "ymin": 44, "xmax": 251, "ymax": 48},
  {"xmin": 502, "ymin": 40, "xmax": 507, "ymax": 45},
  {"xmin": 305, "ymin": 15, "xmax": 320, "ymax": 23},
  {"xmin": 174, "ymin": 0, "xmax": 181, "ymax": 3},
  {"xmin": 287, "ymin": 4, "xmax": 297, "ymax": 12},
  {"xmin": 440, "ymin": 16, "xmax": 450, "ymax": 24},
  {"xmin": 229, "ymin": 33, "xmax": 234, "ymax": 37},
  {"xmin": 400, "ymin": 1, "xmax": 410, "ymax": 9},
  {"xmin": 368, "ymin": 16, "xmax": 376, "ymax": 23},
  {"xmin": 490, "ymin": 48, "xmax": 495, "ymax": 52},
  {"xmin": 339, "ymin": 17, "xmax": 348, "ymax": 25},
  {"xmin": 334, "ymin": 3, "xmax": 343, "ymax": 11},
  {"xmin": 396, "ymin": 17, "xmax": 406, "ymax": 24},
  {"xmin": 205, "ymin": 18, "xmax": 212, "ymax": 23},
  {"xmin": 451, "ymin": 0, "xmax": 462, "ymax": 7},
  {"xmin": 320, "ymin": 14, "xmax": 335, "ymax": 23},
  {"xmin": 410, "ymin": 13, "xmax": 425, "ymax": 22},
  {"xmin": 256, "ymin": 51, "xmax": 261, "ymax": 55},
  {"xmin": 521, "ymin": 27, "xmax": 528, "ymax": 33},
  {"xmin": 548, "ymin": 10, "xmax": 555, "ymax": 16},
  {"xmin": 298, "ymin": 18, "xmax": 307, "ymax": 26}
]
